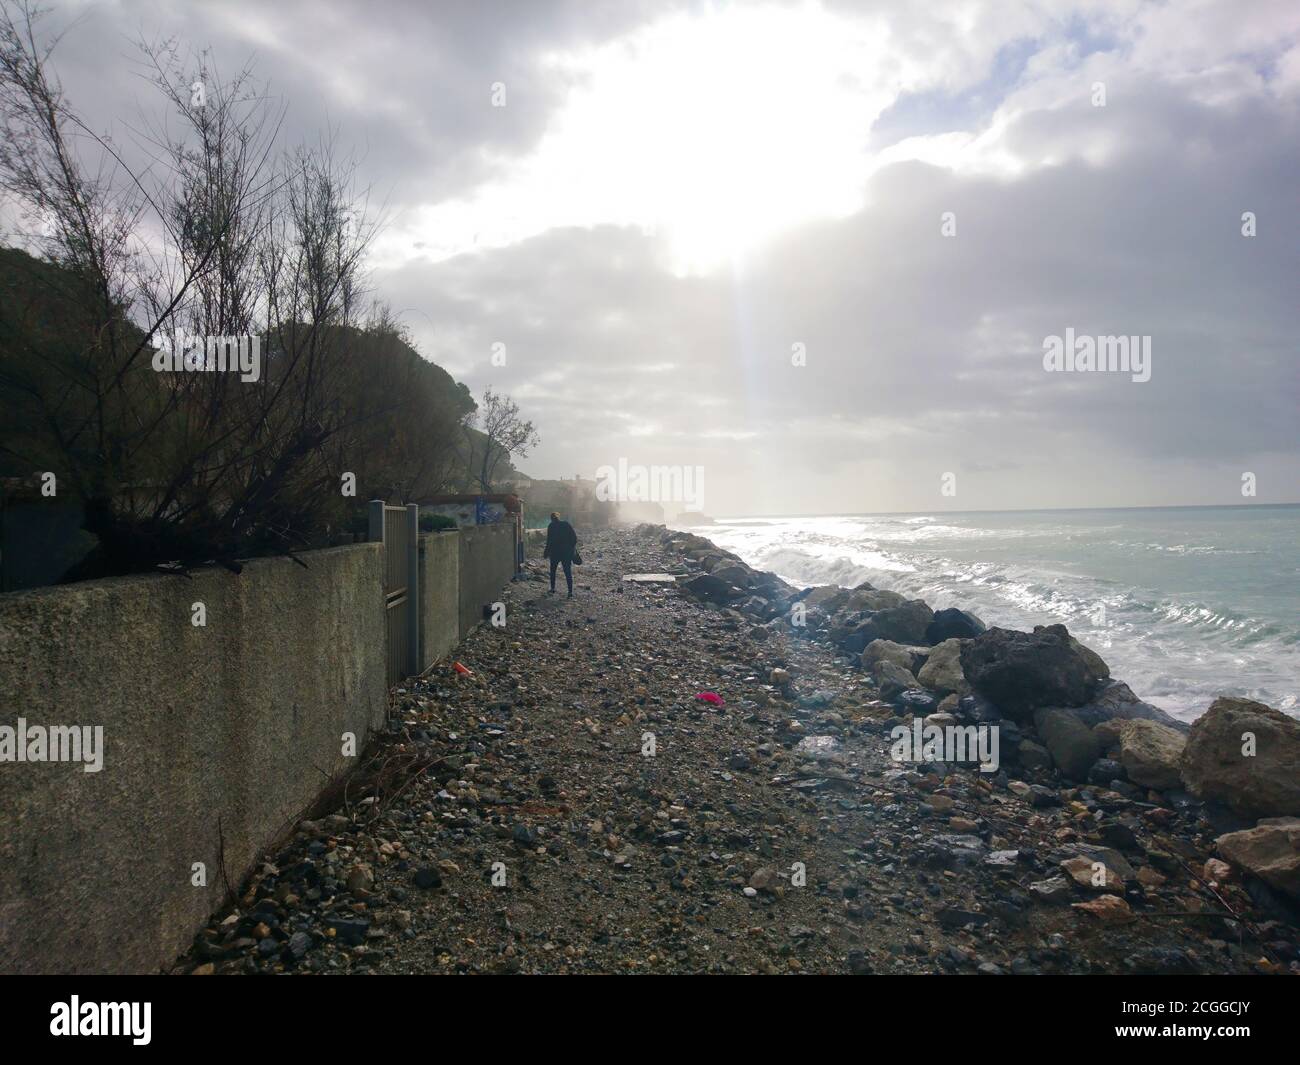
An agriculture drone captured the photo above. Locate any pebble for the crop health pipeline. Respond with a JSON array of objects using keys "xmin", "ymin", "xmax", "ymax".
[{"xmin": 171, "ymin": 525, "xmax": 1281, "ymax": 976}]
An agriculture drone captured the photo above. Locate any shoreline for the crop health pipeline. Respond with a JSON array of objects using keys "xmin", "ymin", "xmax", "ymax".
[
  {"xmin": 686, "ymin": 502, "xmax": 1300, "ymax": 520},
  {"xmin": 673, "ymin": 511, "xmax": 1299, "ymax": 723},
  {"xmin": 176, "ymin": 523, "xmax": 1298, "ymax": 974}
]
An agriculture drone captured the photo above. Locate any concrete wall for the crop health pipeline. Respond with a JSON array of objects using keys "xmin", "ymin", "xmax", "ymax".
[
  {"xmin": 0, "ymin": 544, "xmax": 387, "ymax": 974},
  {"xmin": 418, "ymin": 530, "xmax": 460, "ymax": 670},
  {"xmin": 458, "ymin": 523, "xmax": 516, "ymax": 637}
]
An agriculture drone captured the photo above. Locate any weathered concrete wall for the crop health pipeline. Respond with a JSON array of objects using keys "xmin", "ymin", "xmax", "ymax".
[
  {"xmin": 457, "ymin": 524, "xmax": 516, "ymax": 637},
  {"xmin": 418, "ymin": 531, "xmax": 460, "ymax": 669},
  {"xmin": 0, "ymin": 544, "xmax": 386, "ymax": 974}
]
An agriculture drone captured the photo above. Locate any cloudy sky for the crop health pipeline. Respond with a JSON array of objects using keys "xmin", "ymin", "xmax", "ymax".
[{"xmin": 22, "ymin": 0, "xmax": 1300, "ymax": 515}]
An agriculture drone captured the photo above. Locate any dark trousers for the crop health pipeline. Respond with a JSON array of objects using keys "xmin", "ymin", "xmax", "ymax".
[{"xmin": 549, "ymin": 557, "xmax": 573, "ymax": 593}]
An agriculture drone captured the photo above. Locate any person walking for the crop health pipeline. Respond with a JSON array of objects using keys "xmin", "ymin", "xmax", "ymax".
[{"xmin": 543, "ymin": 511, "xmax": 578, "ymax": 596}]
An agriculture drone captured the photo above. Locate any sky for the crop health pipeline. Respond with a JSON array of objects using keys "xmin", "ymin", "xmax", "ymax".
[{"xmin": 13, "ymin": 0, "xmax": 1300, "ymax": 516}]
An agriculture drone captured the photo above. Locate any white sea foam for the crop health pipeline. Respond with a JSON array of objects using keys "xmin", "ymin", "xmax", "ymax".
[{"xmin": 697, "ymin": 508, "xmax": 1300, "ymax": 721}]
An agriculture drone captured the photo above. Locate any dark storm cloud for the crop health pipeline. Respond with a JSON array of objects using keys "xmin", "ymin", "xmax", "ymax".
[{"xmin": 31, "ymin": 0, "xmax": 679, "ymax": 207}]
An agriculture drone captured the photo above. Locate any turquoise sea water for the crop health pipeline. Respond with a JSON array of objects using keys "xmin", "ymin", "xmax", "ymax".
[{"xmin": 700, "ymin": 505, "xmax": 1300, "ymax": 721}]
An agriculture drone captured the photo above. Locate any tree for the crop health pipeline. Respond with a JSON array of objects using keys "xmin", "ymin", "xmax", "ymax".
[
  {"xmin": 0, "ymin": 2, "xmax": 473, "ymax": 578},
  {"xmin": 326, "ymin": 303, "xmax": 475, "ymax": 505},
  {"xmin": 466, "ymin": 388, "xmax": 539, "ymax": 493}
]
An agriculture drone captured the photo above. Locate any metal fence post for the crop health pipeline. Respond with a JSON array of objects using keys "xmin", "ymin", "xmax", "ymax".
[
  {"xmin": 406, "ymin": 503, "xmax": 420, "ymax": 676},
  {"xmin": 368, "ymin": 499, "xmax": 384, "ymax": 544}
]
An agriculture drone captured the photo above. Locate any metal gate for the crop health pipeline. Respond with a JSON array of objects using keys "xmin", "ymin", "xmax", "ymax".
[{"xmin": 369, "ymin": 500, "xmax": 420, "ymax": 685}]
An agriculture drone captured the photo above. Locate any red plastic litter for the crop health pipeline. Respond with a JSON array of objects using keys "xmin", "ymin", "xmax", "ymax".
[
  {"xmin": 694, "ymin": 691, "xmax": 725, "ymax": 705},
  {"xmin": 453, "ymin": 661, "xmax": 473, "ymax": 675}
]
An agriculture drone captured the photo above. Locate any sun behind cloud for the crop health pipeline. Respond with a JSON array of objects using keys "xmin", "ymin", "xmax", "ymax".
[{"xmin": 381, "ymin": 5, "xmax": 898, "ymax": 274}]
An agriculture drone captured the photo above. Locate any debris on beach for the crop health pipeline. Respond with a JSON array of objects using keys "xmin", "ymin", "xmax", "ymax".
[{"xmin": 176, "ymin": 523, "xmax": 1300, "ymax": 975}]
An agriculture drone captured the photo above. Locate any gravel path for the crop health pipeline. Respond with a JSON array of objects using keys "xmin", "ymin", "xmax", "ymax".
[{"xmin": 181, "ymin": 526, "xmax": 1291, "ymax": 974}]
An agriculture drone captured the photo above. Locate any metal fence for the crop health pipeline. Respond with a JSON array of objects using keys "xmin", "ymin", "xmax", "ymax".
[{"xmin": 369, "ymin": 500, "xmax": 420, "ymax": 686}]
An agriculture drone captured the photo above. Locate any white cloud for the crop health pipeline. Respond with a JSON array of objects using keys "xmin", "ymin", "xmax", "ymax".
[{"xmin": 17, "ymin": 0, "xmax": 1300, "ymax": 513}]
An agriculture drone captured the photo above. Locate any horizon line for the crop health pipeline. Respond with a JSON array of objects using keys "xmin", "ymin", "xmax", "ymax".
[{"xmin": 696, "ymin": 501, "xmax": 1300, "ymax": 521}]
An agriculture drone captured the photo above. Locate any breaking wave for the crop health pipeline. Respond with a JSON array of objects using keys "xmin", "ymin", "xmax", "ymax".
[{"xmin": 696, "ymin": 507, "xmax": 1300, "ymax": 721}]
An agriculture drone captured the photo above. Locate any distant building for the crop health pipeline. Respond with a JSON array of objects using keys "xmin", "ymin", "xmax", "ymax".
[
  {"xmin": 661, "ymin": 501, "xmax": 713, "ymax": 526},
  {"xmin": 519, "ymin": 475, "xmax": 615, "ymax": 530},
  {"xmin": 419, "ymin": 493, "xmax": 520, "ymax": 528}
]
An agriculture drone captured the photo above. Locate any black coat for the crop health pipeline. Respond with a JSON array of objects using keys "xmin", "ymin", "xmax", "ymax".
[{"xmin": 544, "ymin": 519, "xmax": 578, "ymax": 562}]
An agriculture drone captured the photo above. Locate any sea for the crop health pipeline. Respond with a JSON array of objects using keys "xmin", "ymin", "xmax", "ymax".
[{"xmin": 690, "ymin": 505, "xmax": 1300, "ymax": 722}]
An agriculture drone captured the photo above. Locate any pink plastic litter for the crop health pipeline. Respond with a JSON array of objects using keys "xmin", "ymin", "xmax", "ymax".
[{"xmin": 694, "ymin": 691, "xmax": 725, "ymax": 705}]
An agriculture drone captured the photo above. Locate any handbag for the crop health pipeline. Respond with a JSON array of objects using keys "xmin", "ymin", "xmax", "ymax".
[{"xmin": 572, "ymin": 549, "xmax": 583, "ymax": 565}]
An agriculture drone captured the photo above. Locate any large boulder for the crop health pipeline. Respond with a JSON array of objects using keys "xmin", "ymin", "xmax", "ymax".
[
  {"xmin": 895, "ymin": 689, "xmax": 939, "ymax": 715},
  {"xmin": 681, "ymin": 573, "xmax": 741, "ymax": 603},
  {"xmin": 874, "ymin": 660, "xmax": 919, "ymax": 701},
  {"xmin": 838, "ymin": 625, "xmax": 878, "ymax": 655},
  {"xmin": 802, "ymin": 585, "xmax": 849, "ymax": 612},
  {"xmin": 674, "ymin": 532, "xmax": 715, "ymax": 553},
  {"xmin": 855, "ymin": 600, "xmax": 934, "ymax": 646},
  {"xmin": 751, "ymin": 571, "xmax": 796, "ymax": 598},
  {"xmin": 737, "ymin": 595, "xmax": 776, "ymax": 620},
  {"xmin": 1118, "ymin": 719, "xmax": 1186, "ymax": 791},
  {"xmin": 797, "ymin": 605, "xmax": 831, "ymax": 633},
  {"xmin": 711, "ymin": 563, "xmax": 757, "ymax": 590},
  {"xmin": 1215, "ymin": 818, "xmax": 1300, "ymax": 900},
  {"xmin": 826, "ymin": 618, "xmax": 860, "ymax": 647},
  {"xmin": 1070, "ymin": 679, "xmax": 1187, "ymax": 731},
  {"xmin": 916, "ymin": 639, "xmax": 970, "ymax": 697},
  {"xmin": 1093, "ymin": 718, "xmax": 1124, "ymax": 754},
  {"xmin": 1033, "ymin": 707, "xmax": 1101, "ymax": 781},
  {"xmin": 1018, "ymin": 739, "xmax": 1053, "ymax": 770},
  {"xmin": 925, "ymin": 607, "xmax": 986, "ymax": 645},
  {"xmin": 959, "ymin": 625, "xmax": 1107, "ymax": 721},
  {"xmin": 1181, "ymin": 697, "xmax": 1300, "ymax": 818},
  {"xmin": 956, "ymin": 693, "xmax": 1002, "ymax": 724},
  {"xmin": 1069, "ymin": 637, "xmax": 1110, "ymax": 684},
  {"xmin": 845, "ymin": 588, "xmax": 907, "ymax": 613},
  {"xmin": 861, "ymin": 639, "xmax": 928, "ymax": 675}
]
